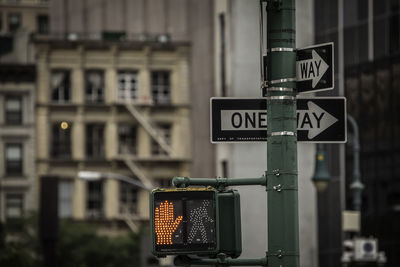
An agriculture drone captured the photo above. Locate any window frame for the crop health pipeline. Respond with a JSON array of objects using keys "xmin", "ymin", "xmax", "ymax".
[
  {"xmin": 5, "ymin": 143, "xmax": 23, "ymax": 175},
  {"xmin": 85, "ymin": 123, "xmax": 105, "ymax": 159},
  {"xmin": 5, "ymin": 193, "xmax": 24, "ymax": 219},
  {"xmin": 51, "ymin": 122, "xmax": 72, "ymax": 159},
  {"xmin": 86, "ymin": 180, "xmax": 104, "ymax": 218},
  {"xmin": 37, "ymin": 14, "xmax": 49, "ymax": 34},
  {"xmin": 117, "ymin": 70, "xmax": 139, "ymax": 101},
  {"xmin": 58, "ymin": 180, "xmax": 73, "ymax": 218},
  {"xmin": 7, "ymin": 12, "xmax": 21, "ymax": 33},
  {"xmin": 4, "ymin": 95, "xmax": 22, "ymax": 125},
  {"xmin": 118, "ymin": 124, "xmax": 137, "ymax": 155},
  {"xmin": 85, "ymin": 70, "xmax": 105, "ymax": 104},
  {"xmin": 119, "ymin": 181, "xmax": 138, "ymax": 214},
  {"xmin": 50, "ymin": 69, "xmax": 71, "ymax": 103},
  {"xmin": 151, "ymin": 124, "xmax": 171, "ymax": 156},
  {"xmin": 151, "ymin": 70, "xmax": 171, "ymax": 105}
]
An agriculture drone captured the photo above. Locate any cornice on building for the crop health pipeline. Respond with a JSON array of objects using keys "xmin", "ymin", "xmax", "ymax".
[{"xmin": 33, "ymin": 34, "xmax": 191, "ymax": 51}]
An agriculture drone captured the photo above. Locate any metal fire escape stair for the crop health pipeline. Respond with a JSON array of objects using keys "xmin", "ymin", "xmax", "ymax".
[
  {"xmin": 120, "ymin": 102, "xmax": 174, "ymax": 189},
  {"xmin": 122, "ymin": 158, "xmax": 153, "ymax": 189},
  {"xmin": 124, "ymin": 103, "xmax": 172, "ymax": 155},
  {"xmin": 122, "ymin": 212, "xmax": 140, "ymax": 233}
]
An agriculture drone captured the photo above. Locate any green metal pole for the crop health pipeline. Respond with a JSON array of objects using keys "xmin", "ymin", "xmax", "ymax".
[
  {"xmin": 172, "ymin": 176, "xmax": 266, "ymax": 188},
  {"xmin": 266, "ymin": 0, "xmax": 299, "ymax": 266}
]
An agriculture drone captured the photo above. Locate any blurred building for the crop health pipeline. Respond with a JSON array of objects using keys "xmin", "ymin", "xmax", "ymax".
[
  {"xmin": 34, "ymin": 0, "xmax": 215, "ymax": 244},
  {"xmin": 316, "ymin": 0, "xmax": 400, "ymax": 266},
  {"xmin": 0, "ymin": 0, "xmax": 49, "ymax": 222},
  {"xmin": 35, "ymin": 39, "xmax": 192, "ymax": 226},
  {"xmin": 0, "ymin": 0, "xmax": 49, "ymax": 63},
  {"xmin": 0, "ymin": 65, "xmax": 36, "ymax": 222}
]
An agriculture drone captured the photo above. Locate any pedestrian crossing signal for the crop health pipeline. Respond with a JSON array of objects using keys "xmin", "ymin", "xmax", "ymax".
[
  {"xmin": 151, "ymin": 188, "xmax": 218, "ymax": 256},
  {"xmin": 150, "ymin": 188, "xmax": 242, "ymax": 258}
]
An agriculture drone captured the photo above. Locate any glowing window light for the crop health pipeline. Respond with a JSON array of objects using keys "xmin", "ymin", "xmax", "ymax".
[{"xmin": 60, "ymin": 121, "xmax": 69, "ymax": 130}]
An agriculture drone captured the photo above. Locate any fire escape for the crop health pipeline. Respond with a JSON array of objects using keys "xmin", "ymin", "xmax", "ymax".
[{"xmin": 119, "ymin": 99, "xmax": 173, "ymax": 232}]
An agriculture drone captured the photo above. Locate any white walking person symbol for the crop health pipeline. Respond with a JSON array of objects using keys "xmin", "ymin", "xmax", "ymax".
[{"xmin": 187, "ymin": 200, "xmax": 214, "ymax": 243}]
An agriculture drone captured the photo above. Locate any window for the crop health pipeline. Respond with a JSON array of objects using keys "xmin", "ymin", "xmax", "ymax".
[
  {"xmin": 119, "ymin": 181, "xmax": 138, "ymax": 214},
  {"xmin": 51, "ymin": 122, "xmax": 71, "ymax": 158},
  {"xmin": 5, "ymin": 143, "xmax": 22, "ymax": 175},
  {"xmin": 51, "ymin": 70, "xmax": 70, "ymax": 102},
  {"xmin": 151, "ymin": 124, "xmax": 171, "ymax": 155},
  {"xmin": 151, "ymin": 71, "xmax": 170, "ymax": 105},
  {"xmin": 5, "ymin": 96, "xmax": 22, "ymax": 125},
  {"xmin": 6, "ymin": 194, "xmax": 23, "ymax": 219},
  {"xmin": 8, "ymin": 13, "xmax": 21, "ymax": 32},
  {"xmin": 58, "ymin": 180, "xmax": 73, "ymax": 218},
  {"xmin": 37, "ymin": 15, "xmax": 49, "ymax": 34},
  {"xmin": 85, "ymin": 70, "xmax": 104, "ymax": 103},
  {"xmin": 118, "ymin": 125, "xmax": 137, "ymax": 154},
  {"xmin": 87, "ymin": 180, "xmax": 103, "ymax": 218},
  {"xmin": 117, "ymin": 70, "xmax": 138, "ymax": 101},
  {"xmin": 86, "ymin": 124, "xmax": 105, "ymax": 158}
]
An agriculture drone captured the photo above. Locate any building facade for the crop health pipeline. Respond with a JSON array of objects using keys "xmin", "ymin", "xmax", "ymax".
[
  {"xmin": 316, "ymin": 0, "xmax": 400, "ymax": 266},
  {"xmin": 37, "ymin": 1, "xmax": 215, "ymax": 265},
  {"xmin": 0, "ymin": 64, "xmax": 36, "ymax": 222},
  {"xmin": 48, "ymin": 0, "xmax": 216, "ymax": 178},
  {"xmin": 35, "ymin": 39, "xmax": 192, "ymax": 226},
  {"xmin": 0, "ymin": 0, "xmax": 49, "ymax": 63},
  {"xmin": 0, "ymin": 0, "xmax": 49, "ymax": 223}
]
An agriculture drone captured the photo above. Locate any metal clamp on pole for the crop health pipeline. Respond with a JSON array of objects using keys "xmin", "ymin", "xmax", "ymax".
[
  {"xmin": 270, "ymin": 131, "xmax": 296, "ymax": 137},
  {"xmin": 265, "ymin": 95, "xmax": 296, "ymax": 101},
  {"xmin": 265, "ymin": 169, "xmax": 298, "ymax": 177},
  {"xmin": 266, "ymin": 250, "xmax": 299, "ymax": 258},
  {"xmin": 269, "ymin": 78, "xmax": 296, "ymax": 85},
  {"xmin": 267, "ymin": 47, "xmax": 295, "ymax": 52},
  {"xmin": 266, "ymin": 184, "xmax": 298, "ymax": 192},
  {"xmin": 267, "ymin": 87, "xmax": 294, "ymax": 92}
]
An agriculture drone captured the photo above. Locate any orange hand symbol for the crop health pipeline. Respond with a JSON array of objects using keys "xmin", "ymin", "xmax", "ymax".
[{"xmin": 155, "ymin": 200, "xmax": 183, "ymax": 245}]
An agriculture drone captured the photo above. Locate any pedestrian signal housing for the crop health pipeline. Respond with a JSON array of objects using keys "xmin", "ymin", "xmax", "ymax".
[{"xmin": 150, "ymin": 188, "xmax": 241, "ymax": 257}]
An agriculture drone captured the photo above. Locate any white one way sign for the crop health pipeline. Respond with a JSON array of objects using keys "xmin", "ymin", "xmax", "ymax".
[
  {"xmin": 297, "ymin": 101, "xmax": 337, "ymax": 139},
  {"xmin": 296, "ymin": 42, "xmax": 334, "ymax": 94},
  {"xmin": 296, "ymin": 50, "xmax": 329, "ymax": 88},
  {"xmin": 210, "ymin": 97, "xmax": 346, "ymax": 143}
]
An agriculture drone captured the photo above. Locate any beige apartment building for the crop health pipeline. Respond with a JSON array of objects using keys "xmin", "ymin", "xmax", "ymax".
[
  {"xmin": 0, "ymin": 0, "xmax": 49, "ymax": 63},
  {"xmin": 0, "ymin": 65, "xmax": 36, "ymax": 222},
  {"xmin": 35, "ymin": 38, "xmax": 191, "ymax": 228},
  {"xmin": 0, "ymin": 0, "xmax": 49, "ymax": 222}
]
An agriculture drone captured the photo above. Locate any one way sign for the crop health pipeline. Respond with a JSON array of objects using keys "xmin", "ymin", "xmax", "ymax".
[
  {"xmin": 296, "ymin": 42, "xmax": 334, "ymax": 93},
  {"xmin": 210, "ymin": 97, "xmax": 346, "ymax": 143}
]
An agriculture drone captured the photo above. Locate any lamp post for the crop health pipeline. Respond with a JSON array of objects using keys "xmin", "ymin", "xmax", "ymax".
[
  {"xmin": 312, "ymin": 144, "xmax": 331, "ymax": 192},
  {"xmin": 77, "ymin": 171, "xmax": 154, "ymax": 191},
  {"xmin": 347, "ymin": 115, "xmax": 364, "ymax": 214}
]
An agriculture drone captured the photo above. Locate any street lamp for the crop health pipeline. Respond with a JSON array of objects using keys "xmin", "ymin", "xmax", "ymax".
[
  {"xmin": 77, "ymin": 171, "xmax": 154, "ymax": 191},
  {"xmin": 312, "ymin": 144, "xmax": 331, "ymax": 192}
]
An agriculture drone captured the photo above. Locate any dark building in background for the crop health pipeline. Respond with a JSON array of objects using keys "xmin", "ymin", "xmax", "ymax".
[{"xmin": 315, "ymin": 0, "xmax": 400, "ymax": 266}]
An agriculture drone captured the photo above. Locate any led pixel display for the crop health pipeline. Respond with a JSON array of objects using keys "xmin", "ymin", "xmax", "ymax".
[
  {"xmin": 152, "ymin": 189, "xmax": 217, "ymax": 255},
  {"xmin": 154, "ymin": 200, "xmax": 183, "ymax": 245}
]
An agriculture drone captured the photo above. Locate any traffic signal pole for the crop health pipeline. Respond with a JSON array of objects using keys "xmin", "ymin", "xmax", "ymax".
[
  {"xmin": 265, "ymin": 0, "xmax": 299, "ymax": 267},
  {"xmin": 164, "ymin": 1, "xmax": 299, "ymax": 266}
]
